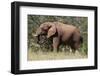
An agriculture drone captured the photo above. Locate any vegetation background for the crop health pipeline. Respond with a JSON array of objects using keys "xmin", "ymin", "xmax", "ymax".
[{"xmin": 28, "ymin": 15, "xmax": 88, "ymax": 61}]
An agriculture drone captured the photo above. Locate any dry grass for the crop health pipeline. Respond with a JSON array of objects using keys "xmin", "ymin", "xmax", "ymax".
[{"xmin": 28, "ymin": 49, "xmax": 87, "ymax": 61}]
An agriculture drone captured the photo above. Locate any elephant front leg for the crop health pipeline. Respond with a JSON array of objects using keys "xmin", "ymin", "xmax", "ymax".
[{"xmin": 52, "ymin": 37, "xmax": 60, "ymax": 52}]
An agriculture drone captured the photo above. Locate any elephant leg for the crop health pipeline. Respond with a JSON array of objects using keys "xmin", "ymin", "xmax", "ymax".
[
  {"xmin": 72, "ymin": 32, "xmax": 81, "ymax": 52},
  {"xmin": 52, "ymin": 37, "xmax": 60, "ymax": 52},
  {"xmin": 74, "ymin": 42, "xmax": 80, "ymax": 50},
  {"xmin": 72, "ymin": 42, "xmax": 80, "ymax": 53},
  {"xmin": 69, "ymin": 47, "xmax": 72, "ymax": 53}
]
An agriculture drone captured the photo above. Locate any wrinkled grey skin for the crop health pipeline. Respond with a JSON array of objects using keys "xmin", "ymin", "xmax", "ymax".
[{"xmin": 34, "ymin": 22, "xmax": 83, "ymax": 52}]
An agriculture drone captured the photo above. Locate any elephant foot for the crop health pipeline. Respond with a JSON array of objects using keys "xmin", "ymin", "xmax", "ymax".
[
  {"xmin": 69, "ymin": 48, "xmax": 72, "ymax": 53},
  {"xmin": 75, "ymin": 50, "xmax": 80, "ymax": 55},
  {"xmin": 69, "ymin": 49, "xmax": 76, "ymax": 55},
  {"xmin": 52, "ymin": 51, "xmax": 57, "ymax": 57},
  {"xmin": 53, "ymin": 48, "xmax": 57, "ymax": 52},
  {"xmin": 69, "ymin": 48, "xmax": 75, "ymax": 53},
  {"xmin": 72, "ymin": 50, "xmax": 76, "ymax": 54}
]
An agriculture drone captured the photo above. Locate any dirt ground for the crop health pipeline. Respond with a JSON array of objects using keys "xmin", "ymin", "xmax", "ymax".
[{"xmin": 28, "ymin": 49, "xmax": 87, "ymax": 61}]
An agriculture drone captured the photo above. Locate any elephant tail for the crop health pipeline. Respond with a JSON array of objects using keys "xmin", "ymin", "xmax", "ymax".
[{"xmin": 80, "ymin": 36, "xmax": 83, "ymax": 43}]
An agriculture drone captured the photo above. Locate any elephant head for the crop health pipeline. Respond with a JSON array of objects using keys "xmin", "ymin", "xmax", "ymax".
[{"xmin": 34, "ymin": 22, "xmax": 57, "ymax": 44}]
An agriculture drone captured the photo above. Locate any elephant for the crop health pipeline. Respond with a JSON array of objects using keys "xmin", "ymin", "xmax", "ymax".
[{"xmin": 34, "ymin": 22, "xmax": 83, "ymax": 53}]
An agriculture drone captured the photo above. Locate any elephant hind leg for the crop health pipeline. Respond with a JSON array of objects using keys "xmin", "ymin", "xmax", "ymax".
[
  {"xmin": 74, "ymin": 42, "xmax": 80, "ymax": 50},
  {"xmin": 71, "ymin": 42, "xmax": 80, "ymax": 53}
]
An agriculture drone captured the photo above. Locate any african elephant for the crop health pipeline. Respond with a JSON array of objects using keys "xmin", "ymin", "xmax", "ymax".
[{"xmin": 34, "ymin": 22, "xmax": 83, "ymax": 53}]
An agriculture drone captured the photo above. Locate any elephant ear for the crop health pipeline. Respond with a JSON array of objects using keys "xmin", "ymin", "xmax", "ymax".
[{"xmin": 47, "ymin": 25, "xmax": 56, "ymax": 38}]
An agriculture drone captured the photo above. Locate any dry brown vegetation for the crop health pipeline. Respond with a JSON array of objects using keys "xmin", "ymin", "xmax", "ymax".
[{"xmin": 28, "ymin": 48, "xmax": 87, "ymax": 61}]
